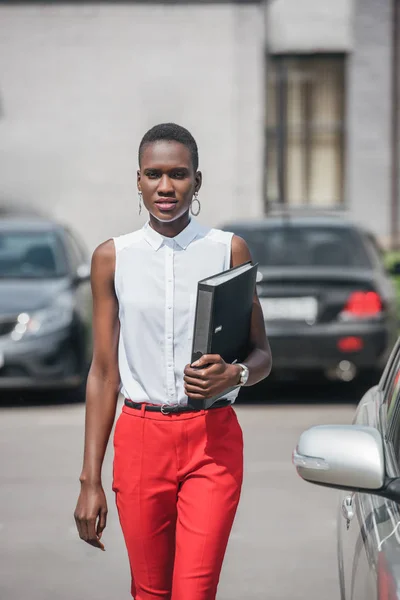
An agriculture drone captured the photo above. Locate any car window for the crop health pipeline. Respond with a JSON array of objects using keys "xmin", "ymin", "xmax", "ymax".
[
  {"xmin": 0, "ymin": 230, "xmax": 68, "ymax": 279},
  {"xmin": 381, "ymin": 335, "xmax": 400, "ymax": 385},
  {"xmin": 388, "ymin": 388, "xmax": 400, "ymax": 466},
  {"xmin": 386, "ymin": 369, "xmax": 400, "ymax": 422},
  {"xmin": 65, "ymin": 229, "xmax": 88, "ymax": 264},
  {"xmin": 381, "ymin": 342, "xmax": 400, "ymax": 467},
  {"xmin": 363, "ymin": 232, "xmax": 386, "ymax": 272},
  {"xmin": 63, "ymin": 231, "xmax": 83, "ymax": 271},
  {"xmin": 230, "ymin": 226, "xmax": 372, "ymax": 268}
]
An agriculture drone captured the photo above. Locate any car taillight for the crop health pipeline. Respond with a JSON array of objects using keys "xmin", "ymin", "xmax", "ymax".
[
  {"xmin": 337, "ymin": 336, "xmax": 364, "ymax": 352},
  {"xmin": 378, "ymin": 551, "xmax": 398, "ymax": 600},
  {"xmin": 341, "ymin": 291, "xmax": 382, "ymax": 319}
]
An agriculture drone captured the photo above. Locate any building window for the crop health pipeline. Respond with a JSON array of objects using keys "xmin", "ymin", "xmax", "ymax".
[{"xmin": 266, "ymin": 55, "xmax": 345, "ymax": 208}]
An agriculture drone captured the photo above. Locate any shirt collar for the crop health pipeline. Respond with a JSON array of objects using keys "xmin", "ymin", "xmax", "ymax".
[{"xmin": 143, "ymin": 218, "xmax": 201, "ymax": 251}]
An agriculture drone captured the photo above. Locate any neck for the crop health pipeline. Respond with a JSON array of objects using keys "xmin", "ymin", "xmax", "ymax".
[{"xmin": 148, "ymin": 211, "xmax": 191, "ymax": 238}]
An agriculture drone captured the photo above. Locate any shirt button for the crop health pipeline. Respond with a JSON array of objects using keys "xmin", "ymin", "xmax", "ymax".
[{"xmin": 168, "ymin": 306, "xmax": 172, "ymax": 310}]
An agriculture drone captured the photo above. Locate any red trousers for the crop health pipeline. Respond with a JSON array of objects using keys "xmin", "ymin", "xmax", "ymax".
[{"xmin": 112, "ymin": 403, "xmax": 244, "ymax": 600}]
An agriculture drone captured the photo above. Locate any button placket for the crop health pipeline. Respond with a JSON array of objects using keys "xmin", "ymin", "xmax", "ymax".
[{"xmin": 165, "ymin": 244, "xmax": 176, "ymax": 401}]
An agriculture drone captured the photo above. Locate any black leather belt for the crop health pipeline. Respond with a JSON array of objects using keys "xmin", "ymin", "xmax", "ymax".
[{"xmin": 124, "ymin": 398, "xmax": 231, "ymax": 414}]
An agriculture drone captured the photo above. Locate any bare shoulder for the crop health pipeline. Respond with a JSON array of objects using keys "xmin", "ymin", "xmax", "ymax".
[
  {"xmin": 231, "ymin": 234, "xmax": 252, "ymax": 267},
  {"xmin": 91, "ymin": 239, "xmax": 116, "ymax": 283}
]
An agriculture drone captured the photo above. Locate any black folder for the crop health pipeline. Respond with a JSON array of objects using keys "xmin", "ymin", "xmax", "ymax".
[{"xmin": 188, "ymin": 260, "xmax": 258, "ymax": 409}]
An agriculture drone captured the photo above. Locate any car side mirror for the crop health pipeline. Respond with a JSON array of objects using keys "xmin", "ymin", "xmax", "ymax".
[
  {"xmin": 74, "ymin": 264, "xmax": 91, "ymax": 284},
  {"xmin": 293, "ymin": 425, "xmax": 400, "ymax": 504}
]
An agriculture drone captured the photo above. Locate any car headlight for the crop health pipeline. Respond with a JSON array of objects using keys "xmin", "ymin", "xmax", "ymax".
[{"xmin": 11, "ymin": 292, "xmax": 75, "ymax": 341}]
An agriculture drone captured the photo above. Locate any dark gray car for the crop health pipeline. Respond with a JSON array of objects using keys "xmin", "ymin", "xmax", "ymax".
[
  {"xmin": 293, "ymin": 337, "xmax": 400, "ymax": 599},
  {"xmin": 0, "ymin": 216, "xmax": 92, "ymax": 401}
]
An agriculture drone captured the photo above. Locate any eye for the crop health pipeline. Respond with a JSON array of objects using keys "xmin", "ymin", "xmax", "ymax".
[
  {"xmin": 171, "ymin": 171, "xmax": 187, "ymax": 179},
  {"xmin": 145, "ymin": 170, "xmax": 160, "ymax": 179}
]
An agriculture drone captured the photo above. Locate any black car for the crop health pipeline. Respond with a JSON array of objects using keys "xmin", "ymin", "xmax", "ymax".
[
  {"xmin": 0, "ymin": 216, "xmax": 92, "ymax": 401},
  {"xmin": 221, "ymin": 212, "xmax": 399, "ymax": 385}
]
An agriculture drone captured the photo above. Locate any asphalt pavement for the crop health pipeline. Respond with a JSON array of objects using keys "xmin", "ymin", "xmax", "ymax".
[{"xmin": 0, "ymin": 384, "xmax": 357, "ymax": 600}]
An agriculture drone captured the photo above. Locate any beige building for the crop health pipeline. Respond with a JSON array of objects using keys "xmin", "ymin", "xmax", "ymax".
[
  {"xmin": 0, "ymin": 1, "xmax": 265, "ymax": 252},
  {"xmin": 0, "ymin": 0, "xmax": 399, "ymax": 249}
]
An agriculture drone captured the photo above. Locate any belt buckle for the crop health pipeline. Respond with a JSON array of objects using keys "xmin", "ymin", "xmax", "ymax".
[{"xmin": 161, "ymin": 404, "xmax": 174, "ymax": 415}]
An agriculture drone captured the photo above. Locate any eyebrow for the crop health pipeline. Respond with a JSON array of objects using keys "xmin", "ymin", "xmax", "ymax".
[{"xmin": 143, "ymin": 166, "xmax": 190, "ymax": 173}]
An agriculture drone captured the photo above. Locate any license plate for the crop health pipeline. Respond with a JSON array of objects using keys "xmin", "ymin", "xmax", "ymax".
[{"xmin": 260, "ymin": 297, "xmax": 318, "ymax": 323}]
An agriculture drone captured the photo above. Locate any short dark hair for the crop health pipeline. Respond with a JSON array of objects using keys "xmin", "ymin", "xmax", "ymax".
[{"xmin": 138, "ymin": 123, "xmax": 199, "ymax": 171}]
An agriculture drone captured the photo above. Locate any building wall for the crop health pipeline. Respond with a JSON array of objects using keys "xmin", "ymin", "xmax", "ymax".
[
  {"xmin": 0, "ymin": 3, "xmax": 265, "ymax": 252},
  {"xmin": 346, "ymin": 0, "xmax": 393, "ymax": 246},
  {"xmin": 267, "ymin": 0, "xmax": 353, "ymax": 53}
]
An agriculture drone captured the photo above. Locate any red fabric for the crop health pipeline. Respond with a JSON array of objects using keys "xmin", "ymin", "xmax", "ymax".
[{"xmin": 112, "ymin": 403, "xmax": 244, "ymax": 600}]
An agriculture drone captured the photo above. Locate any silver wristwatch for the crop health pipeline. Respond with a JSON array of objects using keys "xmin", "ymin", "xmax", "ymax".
[{"xmin": 237, "ymin": 363, "xmax": 249, "ymax": 386}]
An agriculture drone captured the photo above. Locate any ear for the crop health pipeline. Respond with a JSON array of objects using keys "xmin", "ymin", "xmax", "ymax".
[
  {"xmin": 137, "ymin": 169, "xmax": 141, "ymax": 191},
  {"xmin": 195, "ymin": 171, "xmax": 202, "ymax": 193}
]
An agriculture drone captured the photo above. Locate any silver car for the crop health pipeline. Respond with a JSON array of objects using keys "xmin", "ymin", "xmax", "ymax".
[{"xmin": 293, "ymin": 337, "xmax": 400, "ymax": 599}]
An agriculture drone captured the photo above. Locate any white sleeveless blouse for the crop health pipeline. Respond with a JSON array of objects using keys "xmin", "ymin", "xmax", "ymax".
[{"xmin": 113, "ymin": 218, "xmax": 239, "ymax": 407}]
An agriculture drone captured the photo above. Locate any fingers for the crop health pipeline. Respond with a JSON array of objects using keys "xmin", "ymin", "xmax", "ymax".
[
  {"xmin": 186, "ymin": 392, "xmax": 208, "ymax": 400},
  {"xmin": 184, "ymin": 363, "xmax": 222, "ymax": 380},
  {"xmin": 184, "ymin": 359, "xmax": 227, "ymax": 398},
  {"xmin": 74, "ymin": 511, "xmax": 89, "ymax": 544},
  {"xmin": 87, "ymin": 517, "xmax": 105, "ymax": 550},
  {"xmin": 184, "ymin": 374, "xmax": 208, "ymax": 389},
  {"xmin": 184, "ymin": 366, "xmax": 207, "ymax": 380},
  {"xmin": 185, "ymin": 383, "xmax": 209, "ymax": 398},
  {"xmin": 191, "ymin": 354, "xmax": 223, "ymax": 368},
  {"xmin": 97, "ymin": 508, "xmax": 108, "ymax": 540},
  {"xmin": 74, "ymin": 512, "xmax": 106, "ymax": 551}
]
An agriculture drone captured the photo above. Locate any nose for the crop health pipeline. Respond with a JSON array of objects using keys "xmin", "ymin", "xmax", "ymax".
[{"xmin": 157, "ymin": 174, "xmax": 174, "ymax": 195}]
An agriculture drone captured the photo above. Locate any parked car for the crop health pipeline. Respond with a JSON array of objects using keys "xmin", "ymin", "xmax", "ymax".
[
  {"xmin": 0, "ymin": 216, "xmax": 92, "ymax": 401},
  {"xmin": 293, "ymin": 336, "xmax": 400, "ymax": 600},
  {"xmin": 221, "ymin": 211, "xmax": 399, "ymax": 385}
]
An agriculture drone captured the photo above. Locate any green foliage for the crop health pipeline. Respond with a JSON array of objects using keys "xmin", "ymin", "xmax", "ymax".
[
  {"xmin": 384, "ymin": 251, "xmax": 400, "ymax": 270},
  {"xmin": 385, "ymin": 251, "xmax": 400, "ymax": 319}
]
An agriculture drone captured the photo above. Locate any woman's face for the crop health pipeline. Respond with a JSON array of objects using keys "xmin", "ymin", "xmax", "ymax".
[{"xmin": 137, "ymin": 140, "xmax": 202, "ymax": 223}]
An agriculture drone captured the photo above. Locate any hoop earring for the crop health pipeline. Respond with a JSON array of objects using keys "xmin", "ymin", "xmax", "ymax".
[
  {"xmin": 190, "ymin": 192, "xmax": 201, "ymax": 217},
  {"xmin": 138, "ymin": 191, "xmax": 143, "ymax": 215}
]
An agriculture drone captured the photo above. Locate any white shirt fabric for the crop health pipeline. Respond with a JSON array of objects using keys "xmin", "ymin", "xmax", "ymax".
[{"xmin": 113, "ymin": 218, "xmax": 239, "ymax": 406}]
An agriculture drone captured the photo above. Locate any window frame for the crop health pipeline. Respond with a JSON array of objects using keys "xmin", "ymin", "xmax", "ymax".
[{"xmin": 265, "ymin": 52, "xmax": 347, "ymax": 209}]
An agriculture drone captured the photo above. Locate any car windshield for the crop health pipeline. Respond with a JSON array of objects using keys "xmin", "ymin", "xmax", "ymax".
[
  {"xmin": 0, "ymin": 231, "xmax": 68, "ymax": 279},
  {"xmin": 231, "ymin": 226, "xmax": 371, "ymax": 268}
]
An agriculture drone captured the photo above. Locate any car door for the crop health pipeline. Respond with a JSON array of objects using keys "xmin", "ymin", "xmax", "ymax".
[{"xmin": 338, "ymin": 339, "xmax": 400, "ymax": 600}]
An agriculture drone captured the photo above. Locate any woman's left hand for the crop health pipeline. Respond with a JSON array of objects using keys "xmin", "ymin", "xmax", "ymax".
[{"xmin": 184, "ymin": 354, "xmax": 240, "ymax": 400}]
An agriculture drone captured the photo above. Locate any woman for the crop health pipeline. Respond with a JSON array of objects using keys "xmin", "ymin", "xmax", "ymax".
[{"xmin": 74, "ymin": 123, "xmax": 272, "ymax": 600}]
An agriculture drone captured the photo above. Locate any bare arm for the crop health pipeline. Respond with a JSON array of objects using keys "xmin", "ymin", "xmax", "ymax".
[{"xmin": 74, "ymin": 239, "xmax": 120, "ymax": 549}]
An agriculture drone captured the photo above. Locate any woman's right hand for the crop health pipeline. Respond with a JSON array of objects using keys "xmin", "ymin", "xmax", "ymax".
[{"xmin": 74, "ymin": 482, "xmax": 108, "ymax": 551}]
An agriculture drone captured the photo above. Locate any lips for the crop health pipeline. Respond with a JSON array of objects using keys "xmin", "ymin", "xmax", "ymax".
[{"xmin": 155, "ymin": 199, "xmax": 178, "ymax": 211}]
